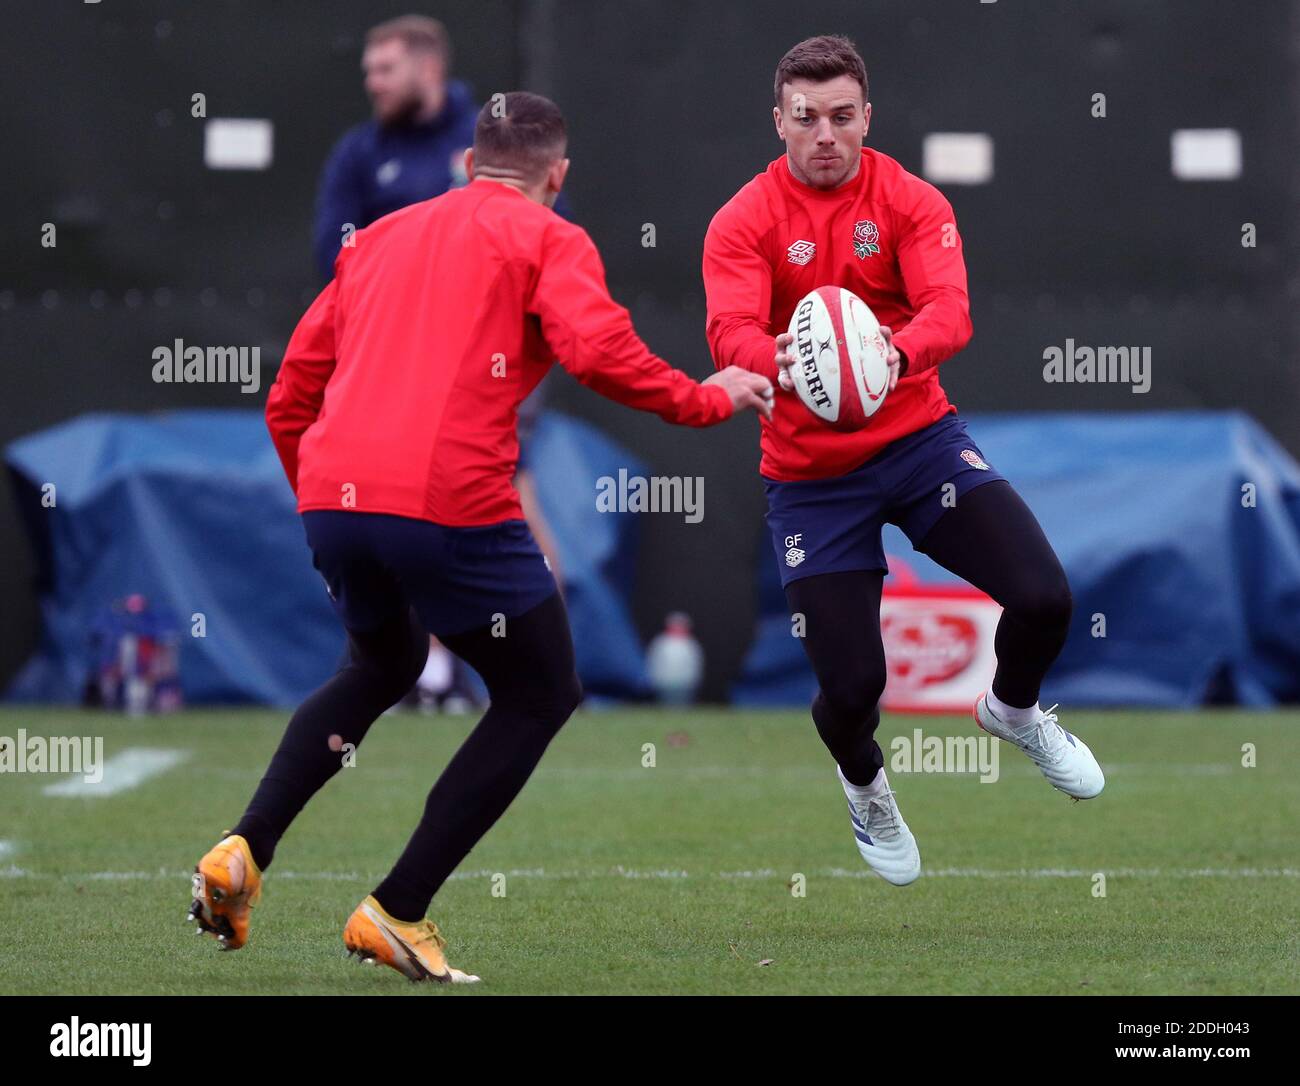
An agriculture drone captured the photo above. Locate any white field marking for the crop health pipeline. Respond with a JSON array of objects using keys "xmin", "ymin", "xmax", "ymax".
[
  {"xmin": 541, "ymin": 764, "xmax": 1242, "ymax": 776},
  {"xmin": 184, "ymin": 763, "xmax": 1244, "ymax": 784},
  {"xmin": 0, "ymin": 841, "xmax": 22, "ymax": 876},
  {"xmin": 42, "ymin": 747, "xmax": 189, "ymax": 798},
  {"xmin": 821, "ymin": 867, "xmax": 1300, "ymax": 879},
  {"xmin": 2, "ymin": 865, "xmax": 1296, "ymax": 882}
]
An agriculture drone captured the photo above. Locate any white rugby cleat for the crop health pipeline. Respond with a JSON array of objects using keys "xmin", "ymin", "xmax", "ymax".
[
  {"xmin": 974, "ymin": 695, "xmax": 1105, "ymax": 799},
  {"xmin": 837, "ymin": 766, "xmax": 921, "ymax": 886}
]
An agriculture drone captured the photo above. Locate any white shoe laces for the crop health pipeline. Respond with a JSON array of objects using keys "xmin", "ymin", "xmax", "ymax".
[
  {"xmin": 861, "ymin": 788, "xmax": 903, "ymax": 840},
  {"xmin": 1023, "ymin": 704, "xmax": 1067, "ymax": 765}
]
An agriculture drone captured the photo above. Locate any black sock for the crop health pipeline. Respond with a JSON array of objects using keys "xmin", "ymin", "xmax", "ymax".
[
  {"xmin": 231, "ymin": 608, "xmax": 428, "ymax": 872},
  {"xmin": 785, "ymin": 571, "xmax": 889, "ymax": 787},
  {"xmin": 811, "ymin": 692, "xmax": 884, "ymax": 786},
  {"xmin": 228, "ymin": 813, "xmax": 278, "ymax": 873},
  {"xmin": 373, "ymin": 592, "xmax": 580, "ymax": 921},
  {"xmin": 916, "ymin": 480, "xmax": 1072, "ymax": 707},
  {"xmin": 370, "ymin": 703, "xmax": 572, "ymax": 922}
]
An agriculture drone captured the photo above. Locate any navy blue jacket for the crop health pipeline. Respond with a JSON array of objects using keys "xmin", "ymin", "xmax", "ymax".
[{"xmin": 312, "ymin": 80, "xmax": 479, "ymax": 280}]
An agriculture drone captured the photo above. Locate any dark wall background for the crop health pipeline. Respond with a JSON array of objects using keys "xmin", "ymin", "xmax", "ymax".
[{"xmin": 2, "ymin": 0, "xmax": 1297, "ymax": 699}]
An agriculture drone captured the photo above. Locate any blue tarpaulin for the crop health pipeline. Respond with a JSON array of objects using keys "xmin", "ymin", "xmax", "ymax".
[
  {"xmin": 734, "ymin": 412, "xmax": 1300, "ymax": 708},
  {"xmin": 5, "ymin": 410, "xmax": 651, "ymax": 705}
]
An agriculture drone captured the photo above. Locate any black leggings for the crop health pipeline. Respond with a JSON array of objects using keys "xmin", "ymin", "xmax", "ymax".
[
  {"xmin": 786, "ymin": 480, "xmax": 1072, "ymax": 786},
  {"xmin": 233, "ymin": 591, "xmax": 580, "ymax": 920}
]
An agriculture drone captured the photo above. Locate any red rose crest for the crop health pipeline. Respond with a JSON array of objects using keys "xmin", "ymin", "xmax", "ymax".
[{"xmin": 853, "ymin": 219, "xmax": 880, "ymax": 259}]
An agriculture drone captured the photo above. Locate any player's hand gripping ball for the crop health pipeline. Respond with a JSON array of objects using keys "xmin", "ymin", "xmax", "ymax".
[{"xmin": 781, "ymin": 286, "xmax": 892, "ymax": 432}]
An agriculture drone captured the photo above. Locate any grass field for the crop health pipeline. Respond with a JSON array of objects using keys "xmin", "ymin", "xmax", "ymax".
[{"xmin": 1, "ymin": 706, "xmax": 1297, "ymax": 995}]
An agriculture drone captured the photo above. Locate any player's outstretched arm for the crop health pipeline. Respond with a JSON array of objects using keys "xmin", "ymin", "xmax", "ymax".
[{"xmin": 530, "ymin": 223, "xmax": 771, "ymax": 426}]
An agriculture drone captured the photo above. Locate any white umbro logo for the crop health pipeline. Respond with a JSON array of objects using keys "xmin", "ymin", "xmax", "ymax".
[
  {"xmin": 785, "ymin": 546, "xmax": 806, "ymax": 568},
  {"xmin": 786, "ymin": 239, "xmax": 816, "ymax": 266}
]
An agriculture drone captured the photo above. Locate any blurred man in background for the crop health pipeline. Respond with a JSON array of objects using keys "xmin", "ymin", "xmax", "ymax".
[
  {"xmin": 313, "ymin": 15, "xmax": 558, "ymax": 710},
  {"xmin": 312, "ymin": 14, "xmax": 477, "ymax": 281}
]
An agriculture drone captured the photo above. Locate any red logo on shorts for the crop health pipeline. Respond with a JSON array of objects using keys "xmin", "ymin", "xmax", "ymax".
[{"xmin": 960, "ymin": 449, "xmax": 990, "ymax": 471}]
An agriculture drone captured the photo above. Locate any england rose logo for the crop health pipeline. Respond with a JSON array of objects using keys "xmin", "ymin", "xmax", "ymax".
[{"xmin": 853, "ymin": 220, "xmax": 880, "ymax": 259}]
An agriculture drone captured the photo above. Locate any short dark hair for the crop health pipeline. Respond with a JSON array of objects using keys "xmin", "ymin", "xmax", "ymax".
[
  {"xmin": 774, "ymin": 35, "xmax": 868, "ymax": 108},
  {"xmin": 366, "ymin": 14, "xmax": 451, "ymax": 64},
  {"xmin": 473, "ymin": 92, "xmax": 567, "ymax": 178}
]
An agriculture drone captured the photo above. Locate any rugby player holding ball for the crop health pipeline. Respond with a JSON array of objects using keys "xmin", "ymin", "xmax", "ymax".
[{"xmin": 703, "ymin": 35, "xmax": 1104, "ymax": 886}]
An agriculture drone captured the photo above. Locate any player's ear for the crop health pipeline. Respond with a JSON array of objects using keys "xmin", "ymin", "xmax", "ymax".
[
  {"xmin": 548, "ymin": 156, "xmax": 570, "ymax": 193},
  {"xmin": 773, "ymin": 104, "xmax": 785, "ymax": 141},
  {"xmin": 862, "ymin": 101, "xmax": 872, "ymax": 141},
  {"xmin": 542, "ymin": 157, "xmax": 569, "ymax": 206},
  {"xmin": 463, "ymin": 147, "xmax": 476, "ymax": 180}
]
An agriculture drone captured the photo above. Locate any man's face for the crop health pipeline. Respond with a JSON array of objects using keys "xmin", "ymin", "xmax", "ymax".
[
  {"xmin": 363, "ymin": 38, "xmax": 440, "ymax": 124},
  {"xmin": 773, "ymin": 75, "xmax": 870, "ymax": 189}
]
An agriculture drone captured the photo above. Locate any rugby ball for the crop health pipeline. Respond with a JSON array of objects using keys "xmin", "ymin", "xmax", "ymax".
[{"xmin": 786, "ymin": 286, "xmax": 891, "ymax": 431}]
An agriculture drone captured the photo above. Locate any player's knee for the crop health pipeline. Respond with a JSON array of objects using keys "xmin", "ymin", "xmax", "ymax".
[
  {"xmin": 347, "ymin": 638, "xmax": 424, "ymax": 703},
  {"xmin": 353, "ymin": 655, "xmax": 418, "ymax": 704},
  {"xmin": 818, "ymin": 665, "xmax": 887, "ymax": 723},
  {"xmin": 400, "ymin": 639, "xmax": 428, "ymax": 692},
  {"xmin": 1009, "ymin": 574, "xmax": 1073, "ymax": 633},
  {"xmin": 555, "ymin": 670, "xmax": 584, "ymax": 720},
  {"xmin": 508, "ymin": 668, "xmax": 582, "ymax": 725},
  {"xmin": 547, "ymin": 669, "xmax": 584, "ymax": 721}
]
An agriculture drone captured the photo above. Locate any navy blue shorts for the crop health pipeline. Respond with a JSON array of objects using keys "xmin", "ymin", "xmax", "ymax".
[
  {"xmin": 302, "ymin": 511, "xmax": 557, "ymax": 638},
  {"xmin": 764, "ymin": 414, "xmax": 1005, "ymax": 586}
]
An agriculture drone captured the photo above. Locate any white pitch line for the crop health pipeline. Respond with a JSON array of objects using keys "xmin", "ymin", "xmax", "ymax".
[
  {"xmin": 0, "ymin": 838, "xmax": 25, "ymax": 878},
  {"xmin": 1, "ymin": 865, "xmax": 1296, "ymax": 882},
  {"xmin": 41, "ymin": 747, "xmax": 189, "ymax": 798},
  {"xmin": 183, "ymin": 763, "xmax": 1245, "ymax": 784},
  {"xmin": 822, "ymin": 866, "xmax": 1300, "ymax": 879}
]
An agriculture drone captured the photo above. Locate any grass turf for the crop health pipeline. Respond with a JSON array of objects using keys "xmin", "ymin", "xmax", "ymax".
[{"xmin": 0, "ymin": 706, "xmax": 1296, "ymax": 995}]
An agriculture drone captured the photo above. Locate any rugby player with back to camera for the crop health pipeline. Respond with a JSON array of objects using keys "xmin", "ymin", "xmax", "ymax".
[
  {"xmin": 703, "ymin": 35, "xmax": 1104, "ymax": 886},
  {"xmin": 187, "ymin": 92, "xmax": 772, "ymax": 981}
]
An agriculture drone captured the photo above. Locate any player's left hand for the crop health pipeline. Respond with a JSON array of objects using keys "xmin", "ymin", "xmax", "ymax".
[{"xmin": 879, "ymin": 325, "xmax": 905, "ymax": 392}]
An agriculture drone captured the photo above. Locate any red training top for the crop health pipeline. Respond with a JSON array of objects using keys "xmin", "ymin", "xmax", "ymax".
[
  {"xmin": 267, "ymin": 178, "xmax": 733, "ymax": 526},
  {"xmin": 703, "ymin": 147, "xmax": 972, "ymax": 481}
]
